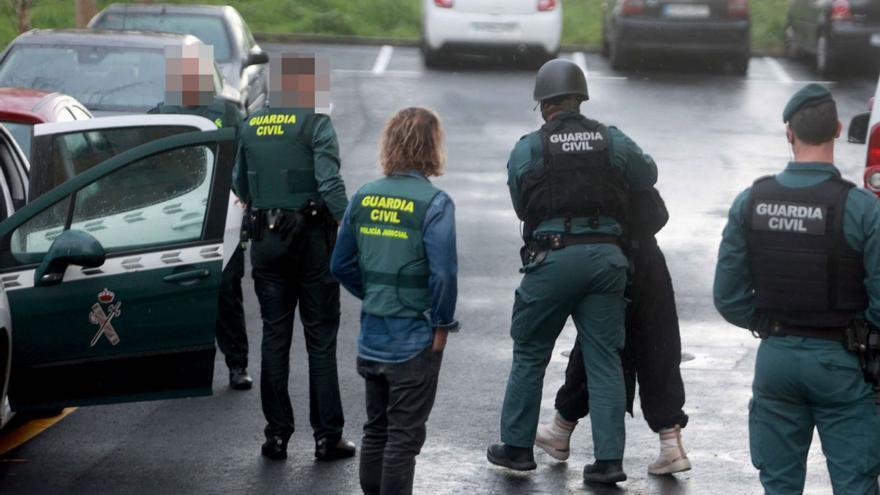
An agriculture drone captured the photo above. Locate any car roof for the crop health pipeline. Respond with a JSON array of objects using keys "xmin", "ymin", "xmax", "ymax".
[
  {"xmin": 97, "ymin": 3, "xmax": 235, "ymax": 18},
  {"xmin": 0, "ymin": 87, "xmax": 71, "ymax": 123},
  {"xmin": 10, "ymin": 28, "xmax": 204, "ymax": 49}
]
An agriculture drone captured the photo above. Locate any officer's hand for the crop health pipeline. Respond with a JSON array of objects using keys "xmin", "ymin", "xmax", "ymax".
[{"xmin": 432, "ymin": 328, "xmax": 448, "ymax": 352}]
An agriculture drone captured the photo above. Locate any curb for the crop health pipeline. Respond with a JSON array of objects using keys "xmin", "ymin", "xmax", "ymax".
[{"xmin": 255, "ymin": 33, "xmax": 782, "ymax": 58}]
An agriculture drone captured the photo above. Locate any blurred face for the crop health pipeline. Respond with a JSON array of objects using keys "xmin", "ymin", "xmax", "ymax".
[
  {"xmin": 165, "ymin": 44, "xmax": 214, "ymax": 107},
  {"xmin": 269, "ymin": 53, "xmax": 330, "ymax": 110}
]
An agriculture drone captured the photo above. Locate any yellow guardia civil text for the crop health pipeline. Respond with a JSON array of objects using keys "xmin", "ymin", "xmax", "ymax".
[
  {"xmin": 250, "ymin": 113, "xmax": 297, "ymax": 136},
  {"xmin": 359, "ymin": 195, "xmax": 415, "ymax": 239}
]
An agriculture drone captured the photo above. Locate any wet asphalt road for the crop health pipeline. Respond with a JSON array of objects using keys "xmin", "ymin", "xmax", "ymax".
[{"xmin": 1, "ymin": 44, "xmax": 878, "ymax": 494}]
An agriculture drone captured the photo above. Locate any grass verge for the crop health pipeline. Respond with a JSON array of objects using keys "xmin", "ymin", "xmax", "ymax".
[{"xmin": 0, "ymin": 0, "xmax": 788, "ymax": 52}]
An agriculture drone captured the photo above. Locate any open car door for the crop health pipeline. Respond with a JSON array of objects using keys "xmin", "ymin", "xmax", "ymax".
[
  {"xmin": 0, "ymin": 125, "xmax": 236, "ymax": 412},
  {"xmin": 29, "ymin": 114, "xmax": 243, "ymax": 268}
]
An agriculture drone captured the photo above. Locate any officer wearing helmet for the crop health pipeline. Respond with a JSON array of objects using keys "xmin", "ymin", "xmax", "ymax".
[{"xmin": 487, "ymin": 59, "xmax": 657, "ymax": 484}]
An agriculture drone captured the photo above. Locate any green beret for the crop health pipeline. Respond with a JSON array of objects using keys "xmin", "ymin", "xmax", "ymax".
[{"xmin": 783, "ymin": 84, "xmax": 834, "ymax": 123}]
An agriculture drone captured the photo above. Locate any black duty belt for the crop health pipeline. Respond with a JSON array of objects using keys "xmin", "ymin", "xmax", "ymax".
[
  {"xmin": 765, "ymin": 322, "xmax": 846, "ymax": 343},
  {"xmin": 533, "ymin": 233, "xmax": 621, "ymax": 251}
]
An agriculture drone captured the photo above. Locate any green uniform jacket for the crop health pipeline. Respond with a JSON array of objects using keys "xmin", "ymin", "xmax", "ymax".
[
  {"xmin": 232, "ymin": 108, "xmax": 348, "ymax": 221},
  {"xmin": 148, "ymin": 96, "xmax": 243, "ymax": 131},
  {"xmin": 507, "ymin": 111, "xmax": 658, "ymax": 238},
  {"xmin": 714, "ymin": 162, "xmax": 880, "ymax": 329}
]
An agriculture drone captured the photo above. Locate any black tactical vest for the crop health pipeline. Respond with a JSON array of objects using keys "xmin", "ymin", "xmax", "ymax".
[
  {"xmin": 746, "ymin": 175, "xmax": 868, "ymax": 328},
  {"xmin": 521, "ymin": 114, "xmax": 628, "ymax": 235}
]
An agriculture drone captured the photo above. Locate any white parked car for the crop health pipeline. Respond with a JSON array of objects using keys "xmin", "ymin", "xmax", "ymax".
[
  {"xmin": 421, "ymin": 0, "xmax": 562, "ymax": 66},
  {"xmin": 848, "ymin": 75, "xmax": 880, "ymax": 196}
]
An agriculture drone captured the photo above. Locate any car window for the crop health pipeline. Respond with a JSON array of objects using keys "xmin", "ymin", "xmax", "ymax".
[
  {"xmin": 93, "ymin": 13, "xmax": 233, "ymax": 61},
  {"xmin": 0, "ymin": 45, "xmax": 165, "ymax": 113},
  {"xmin": 11, "ymin": 144, "xmax": 216, "ymax": 261},
  {"xmin": 29, "ymin": 125, "xmax": 195, "ymax": 200},
  {"xmin": 0, "ymin": 121, "xmax": 33, "ymax": 161}
]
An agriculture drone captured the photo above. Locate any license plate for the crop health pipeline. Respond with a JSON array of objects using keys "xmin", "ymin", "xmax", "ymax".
[
  {"xmin": 471, "ymin": 22, "xmax": 517, "ymax": 33},
  {"xmin": 664, "ymin": 4, "xmax": 711, "ymax": 18},
  {"xmin": 871, "ymin": 33, "xmax": 880, "ymax": 47}
]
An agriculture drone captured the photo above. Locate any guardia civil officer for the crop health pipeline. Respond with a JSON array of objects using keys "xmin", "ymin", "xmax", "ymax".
[
  {"xmin": 487, "ymin": 59, "xmax": 657, "ymax": 484},
  {"xmin": 331, "ymin": 107, "xmax": 459, "ymax": 495},
  {"xmin": 535, "ymin": 187, "xmax": 691, "ymax": 476},
  {"xmin": 232, "ymin": 54, "xmax": 355, "ymax": 461},
  {"xmin": 714, "ymin": 84, "xmax": 880, "ymax": 494},
  {"xmin": 151, "ymin": 44, "xmax": 252, "ymax": 390}
]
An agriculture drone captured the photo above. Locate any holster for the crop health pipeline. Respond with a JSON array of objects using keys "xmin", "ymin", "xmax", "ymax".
[
  {"xmin": 846, "ymin": 320, "xmax": 880, "ymax": 391},
  {"xmin": 247, "ymin": 207, "xmax": 264, "ymax": 242}
]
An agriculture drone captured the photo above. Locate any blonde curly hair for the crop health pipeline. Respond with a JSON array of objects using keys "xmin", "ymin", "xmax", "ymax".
[{"xmin": 380, "ymin": 107, "xmax": 446, "ymax": 177}]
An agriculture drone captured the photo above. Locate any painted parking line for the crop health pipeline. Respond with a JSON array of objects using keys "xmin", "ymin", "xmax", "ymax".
[
  {"xmin": 572, "ymin": 51, "xmax": 589, "ymax": 79},
  {"xmin": 0, "ymin": 408, "xmax": 76, "ymax": 457},
  {"xmin": 763, "ymin": 57, "xmax": 794, "ymax": 84},
  {"xmin": 371, "ymin": 45, "xmax": 394, "ymax": 75}
]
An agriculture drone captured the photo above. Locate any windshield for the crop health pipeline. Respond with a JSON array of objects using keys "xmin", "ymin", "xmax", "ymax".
[
  {"xmin": 0, "ymin": 45, "xmax": 165, "ymax": 113},
  {"xmin": 93, "ymin": 13, "xmax": 232, "ymax": 61},
  {"xmin": 0, "ymin": 121, "xmax": 32, "ymax": 160}
]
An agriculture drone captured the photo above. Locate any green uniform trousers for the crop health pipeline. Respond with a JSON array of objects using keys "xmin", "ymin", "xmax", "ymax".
[
  {"xmin": 750, "ymin": 336, "xmax": 880, "ymax": 495},
  {"xmin": 500, "ymin": 244, "xmax": 628, "ymax": 460}
]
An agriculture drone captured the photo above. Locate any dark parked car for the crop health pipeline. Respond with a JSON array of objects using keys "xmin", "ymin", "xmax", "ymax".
[
  {"xmin": 785, "ymin": 0, "xmax": 880, "ymax": 75},
  {"xmin": 0, "ymin": 29, "xmax": 242, "ymax": 116},
  {"xmin": 601, "ymin": 0, "xmax": 752, "ymax": 73},
  {"xmin": 89, "ymin": 3, "xmax": 269, "ymax": 115}
]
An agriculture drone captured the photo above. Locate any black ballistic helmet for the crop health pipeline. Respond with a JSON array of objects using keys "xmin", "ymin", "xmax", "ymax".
[{"xmin": 533, "ymin": 58, "xmax": 589, "ymax": 102}]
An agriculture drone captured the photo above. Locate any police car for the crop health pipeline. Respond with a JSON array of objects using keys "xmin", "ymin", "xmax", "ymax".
[
  {"xmin": 0, "ymin": 114, "xmax": 240, "ymax": 429},
  {"xmin": 848, "ymin": 75, "xmax": 880, "ymax": 196}
]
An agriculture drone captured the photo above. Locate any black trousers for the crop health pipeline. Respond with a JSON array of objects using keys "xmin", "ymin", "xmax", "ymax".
[
  {"xmin": 216, "ymin": 244, "xmax": 249, "ymax": 369},
  {"xmin": 251, "ymin": 227, "xmax": 344, "ymax": 443},
  {"xmin": 357, "ymin": 347, "xmax": 443, "ymax": 495},
  {"xmin": 555, "ymin": 237, "xmax": 688, "ymax": 433}
]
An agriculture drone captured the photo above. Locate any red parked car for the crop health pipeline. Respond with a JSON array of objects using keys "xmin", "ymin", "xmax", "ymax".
[{"xmin": 0, "ymin": 87, "xmax": 92, "ymax": 160}]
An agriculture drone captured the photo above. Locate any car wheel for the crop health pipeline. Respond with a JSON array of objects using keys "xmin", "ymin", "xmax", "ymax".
[
  {"xmin": 422, "ymin": 43, "xmax": 444, "ymax": 69},
  {"xmin": 731, "ymin": 53, "xmax": 750, "ymax": 75},
  {"xmin": 784, "ymin": 25, "xmax": 800, "ymax": 59},
  {"xmin": 609, "ymin": 36, "xmax": 629, "ymax": 71},
  {"xmin": 816, "ymin": 33, "xmax": 838, "ymax": 76},
  {"xmin": 601, "ymin": 24, "xmax": 611, "ymax": 58}
]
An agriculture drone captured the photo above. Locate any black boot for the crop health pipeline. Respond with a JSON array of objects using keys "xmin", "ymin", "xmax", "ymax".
[
  {"xmin": 486, "ymin": 443, "xmax": 537, "ymax": 471},
  {"xmin": 583, "ymin": 459, "xmax": 627, "ymax": 484},
  {"xmin": 261, "ymin": 434, "xmax": 288, "ymax": 460},
  {"xmin": 229, "ymin": 367, "xmax": 253, "ymax": 390},
  {"xmin": 315, "ymin": 437, "xmax": 357, "ymax": 461}
]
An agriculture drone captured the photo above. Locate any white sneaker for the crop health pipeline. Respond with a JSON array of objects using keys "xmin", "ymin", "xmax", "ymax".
[
  {"xmin": 534, "ymin": 413, "xmax": 576, "ymax": 461},
  {"xmin": 648, "ymin": 425, "xmax": 691, "ymax": 475}
]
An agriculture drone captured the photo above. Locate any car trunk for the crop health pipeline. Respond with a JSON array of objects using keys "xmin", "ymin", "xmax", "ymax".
[
  {"xmin": 451, "ymin": 0, "xmax": 537, "ymax": 15},
  {"xmin": 640, "ymin": 0, "xmax": 735, "ymax": 20}
]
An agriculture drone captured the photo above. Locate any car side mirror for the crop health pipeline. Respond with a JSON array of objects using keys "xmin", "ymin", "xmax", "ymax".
[
  {"xmin": 849, "ymin": 112, "xmax": 871, "ymax": 144},
  {"xmin": 35, "ymin": 230, "xmax": 105, "ymax": 287},
  {"xmin": 245, "ymin": 50, "xmax": 269, "ymax": 68}
]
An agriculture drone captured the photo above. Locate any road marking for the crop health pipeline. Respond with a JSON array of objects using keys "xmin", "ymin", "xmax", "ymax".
[
  {"xmin": 371, "ymin": 45, "xmax": 394, "ymax": 75},
  {"xmin": 763, "ymin": 57, "xmax": 794, "ymax": 84},
  {"xmin": 0, "ymin": 408, "xmax": 76, "ymax": 456},
  {"xmin": 572, "ymin": 51, "xmax": 589, "ymax": 78}
]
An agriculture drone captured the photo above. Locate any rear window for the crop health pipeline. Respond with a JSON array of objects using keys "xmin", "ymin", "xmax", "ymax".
[
  {"xmin": 0, "ymin": 121, "xmax": 33, "ymax": 160},
  {"xmin": 94, "ymin": 13, "xmax": 233, "ymax": 61}
]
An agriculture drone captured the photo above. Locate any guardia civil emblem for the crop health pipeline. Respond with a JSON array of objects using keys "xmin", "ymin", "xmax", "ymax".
[{"xmin": 89, "ymin": 288, "xmax": 122, "ymax": 347}]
